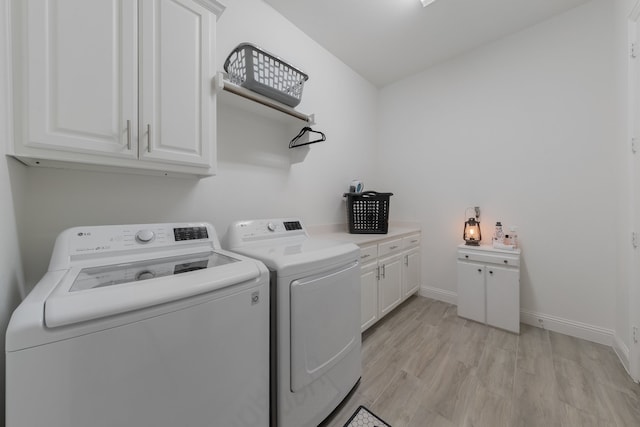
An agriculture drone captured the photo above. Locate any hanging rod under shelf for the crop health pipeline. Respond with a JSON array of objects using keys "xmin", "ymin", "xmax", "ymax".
[{"xmin": 215, "ymin": 72, "xmax": 314, "ymax": 124}]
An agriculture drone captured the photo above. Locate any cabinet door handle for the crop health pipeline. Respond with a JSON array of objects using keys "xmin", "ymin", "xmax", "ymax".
[
  {"xmin": 489, "ymin": 270, "xmax": 494, "ymax": 275},
  {"xmin": 382, "ymin": 264, "xmax": 386, "ymax": 278},
  {"xmin": 147, "ymin": 124, "xmax": 152, "ymax": 153},
  {"xmin": 405, "ymin": 255, "xmax": 409, "ymax": 266},
  {"xmin": 477, "ymin": 268, "xmax": 482, "ymax": 273},
  {"xmin": 361, "ymin": 254, "xmax": 370, "ymax": 259},
  {"xmin": 390, "ymin": 245, "xmax": 398, "ymax": 250},
  {"xmin": 465, "ymin": 255, "xmax": 469, "ymax": 259},
  {"xmin": 376, "ymin": 266, "xmax": 380, "ymax": 280},
  {"xmin": 126, "ymin": 120, "xmax": 131, "ymax": 150}
]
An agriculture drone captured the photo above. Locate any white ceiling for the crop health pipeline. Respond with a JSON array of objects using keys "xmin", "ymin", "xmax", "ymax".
[{"xmin": 263, "ymin": 0, "xmax": 592, "ymax": 87}]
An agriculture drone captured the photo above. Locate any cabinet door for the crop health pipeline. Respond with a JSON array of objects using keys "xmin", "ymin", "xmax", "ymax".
[
  {"xmin": 486, "ymin": 266, "xmax": 520, "ymax": 333},
  {"xmin": 139, "ymin": 0, "xmax": 215, "ymax": 168},
  {"xmin": 457, "ymin": 261, "xmax": 485, "ymax": 323},
  {"xmin": 402, "ymin": 247, "xmax": 421, "ymax": 297},
  {"xmin": 20, "ymin": 0, "xmax": 137, "ymax": 157},
  {"xmin": 378, "ymin": 253, "xmax": 403, "ymax": 317},
  {"xmin": 360, "ymin": 262, "xmax": 378, "ymax": 332}
]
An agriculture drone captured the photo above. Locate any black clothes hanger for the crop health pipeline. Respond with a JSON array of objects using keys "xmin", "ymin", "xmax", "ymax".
[{"xmin": 289, "ymin": 126, "xmax": 326, "ymax": 149}]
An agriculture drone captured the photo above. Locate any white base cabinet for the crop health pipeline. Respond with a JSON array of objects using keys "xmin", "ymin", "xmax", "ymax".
[
  {"xmin": 9, "ymin": 0, "xmax": 224, "ymax": 177},
  {"xmin": 402, "ymin": 246, "xmax": 421, "ymax": 297},
  {"xmin": 378, "ymin": 252, "xmax": 403, "ymax": 318},
  {"xmin": 360, "ymin": 261, "xmax": 379, "ymax": 332},
  {"xmin": 457, "ymin": 261, "xmax": 486, "ymax": 324},
  {"xmin": 359, "ymin": 232, "xmax": 421, "ymax": 332},
  {"xmin": 457, "ymin": 245, "xmax": 521, "ymax": 333},
  {"xmin": 486, "ymin": 265, "xmax": 520, "ymax": 332}
]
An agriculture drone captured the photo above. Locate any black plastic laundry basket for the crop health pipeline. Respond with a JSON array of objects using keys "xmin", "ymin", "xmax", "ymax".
[{"xmin": 343, "ymin": 191, "xmax": 393, "ymax": 234}]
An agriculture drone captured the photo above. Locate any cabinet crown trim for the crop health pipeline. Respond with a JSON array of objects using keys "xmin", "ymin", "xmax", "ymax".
[{"xmin": 193, "ymin": 0, "xmax": 226, "ymax": 17}]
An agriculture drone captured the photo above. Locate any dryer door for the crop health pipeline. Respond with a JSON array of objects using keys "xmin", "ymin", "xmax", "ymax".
[{"xmin": 289, "ymin": 260, "xmax": 360, "ymax": 392}]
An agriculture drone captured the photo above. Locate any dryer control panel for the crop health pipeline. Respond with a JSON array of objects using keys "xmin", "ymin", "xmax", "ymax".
[{"xmin": 227, "ymin": 218, "xmax": 307, "ymax": 245}]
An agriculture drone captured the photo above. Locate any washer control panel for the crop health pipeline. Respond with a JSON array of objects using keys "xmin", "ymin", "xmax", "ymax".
[
  {"xmin": 66, "ymin": 223, "xmax": 215, "ymax": 257},
  {"xmin": 174, "ymin": 226, "xmax": 209, "ymax": 241}
]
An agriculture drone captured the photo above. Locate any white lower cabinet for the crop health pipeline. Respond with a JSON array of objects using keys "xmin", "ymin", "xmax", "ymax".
[
  {"xmin": 457, "ymin": 261, "xmax": 486, "ymax": 323},
  {"xmin": 486, "ymin": 266, "xmax": 520, "ymax": 332},
  {"xmin": 360, "ymin": 261, "xmax": 379, "ymax": 332},
  {"xmin": 402, "ymin": 246, "xmax": 421, "ymax": 297},
  {"xmin": 456, "ymin": 245, "xmax": 521, "ymax": 333},
  {"xmin": 359, "ymin": 232, "xmax": 421, "ymax": 332},
  {"xmin": 378, "ymin": 252, "xmax": 403, "ymax": 317}
]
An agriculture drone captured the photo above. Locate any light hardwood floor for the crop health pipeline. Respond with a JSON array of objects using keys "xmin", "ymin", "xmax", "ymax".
[{"xmin": 320, "ymin": 296, "xmax": 640, "ymax": 427}]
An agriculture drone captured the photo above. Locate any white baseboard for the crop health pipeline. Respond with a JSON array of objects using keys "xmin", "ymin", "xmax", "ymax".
[
  {"xmin": 613, "ymin": 333, "xmax": 631, "ymax": 376},
  {"xmin": 519, "ymin": 309, "xmax": 613, "ymax": 346},
  {"xmin": 418, "ymin": 285, "xmax": 457, "ymax": 305},
  {"xmin": 418, "ymin": 286, "xmax": 614, "ymax": 347}
]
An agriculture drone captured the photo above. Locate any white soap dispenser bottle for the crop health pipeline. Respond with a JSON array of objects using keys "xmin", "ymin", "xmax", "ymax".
[{"xmin": 493, "ymin": 221, "xmax": 504, "ymax": 245}]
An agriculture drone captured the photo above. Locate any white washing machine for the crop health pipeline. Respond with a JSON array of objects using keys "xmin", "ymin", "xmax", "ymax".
[
  {"xmin": 227, "ymin": 218, "xmax": 362, "ymax": 427},
  {"xmin": 6, "ymin": 222, "xmax": 270, "ymax": 427}
]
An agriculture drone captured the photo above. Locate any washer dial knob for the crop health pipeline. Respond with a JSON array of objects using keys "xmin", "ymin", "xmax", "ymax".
[
  {"xmin": 135, "ymin": 229, "xmax": 155, "ymax": 243},
  {"xmin": 267, "ymin": 222, "xmax": 276, "ymax": 232},
  {"xmin": 136, "ymin": 270, "xmax": 156, "ymax": 281}
]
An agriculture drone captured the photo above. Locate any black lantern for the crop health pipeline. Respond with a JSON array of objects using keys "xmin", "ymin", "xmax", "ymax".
[{"xmin": 463, "ymin": 207, "xmax": 481, "ymax": 245}]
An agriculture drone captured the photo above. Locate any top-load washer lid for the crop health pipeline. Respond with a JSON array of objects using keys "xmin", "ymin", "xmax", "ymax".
[
  {"xmin": 70, "ymin": 251, "xmax": 237, "ymax": 292},
  {"xmin": 44, "ymin": 250, "xmax": 262, "ymax": 328}
]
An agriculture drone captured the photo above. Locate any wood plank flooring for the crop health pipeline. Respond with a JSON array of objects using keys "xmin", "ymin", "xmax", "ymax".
[{"xmin": 319, "ymin": 296, "xmax": 640, "ymax": 427}]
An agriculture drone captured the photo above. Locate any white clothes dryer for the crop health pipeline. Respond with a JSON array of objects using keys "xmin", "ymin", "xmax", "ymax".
[
  {"xmin": 226, "ymin": 218, "xmax": 362, "ymax": 427},
  {"xmin": 6, "ymin": 222, "xmax": 270, "ymax": 427}
]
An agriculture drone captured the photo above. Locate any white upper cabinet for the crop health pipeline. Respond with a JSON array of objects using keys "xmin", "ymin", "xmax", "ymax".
[
  {"xmin": 21, "ymin": 0, "xmax": 138, "ymax": 158},
  {"xmin": 9, "ymin": 0, "xmax": 224, "ymax": 177},
  {"xmin": 139, "ymin": 0, "xmax": 216, "ymax": 167}
]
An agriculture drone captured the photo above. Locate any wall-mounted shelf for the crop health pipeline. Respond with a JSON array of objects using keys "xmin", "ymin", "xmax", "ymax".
[{"xmin": 215, "ymin": 72, "xmax": 314, "ymax": 126}]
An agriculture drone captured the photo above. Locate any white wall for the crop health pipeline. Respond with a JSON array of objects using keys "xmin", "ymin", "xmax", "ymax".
[
  {"xmin": 378, "ymin": 0, "xmax": 618, "ymax": 337},
  {"xmin": 12, "ymin": 0, "xmax": 379, "ymax": 288},
  {"xmin": 0, "ymin": 0, "xmax": 27, "ymax": 422}
]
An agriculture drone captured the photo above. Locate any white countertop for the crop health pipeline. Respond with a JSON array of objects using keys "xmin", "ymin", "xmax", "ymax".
[
  {"xmin": 457, "ymin": 243, "xmax": 521, "ymax": 255},
  {"xmin": 307, "ymin": 223, "xmax": 421, "ymax": 246}
]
